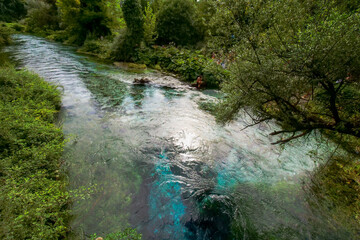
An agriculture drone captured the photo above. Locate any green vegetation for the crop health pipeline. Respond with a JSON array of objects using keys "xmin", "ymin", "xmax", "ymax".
[
  {"xmin": 110, "ymin": 0, "xmax": 144, "ymax": 61},
  {"xmin": 156, "ymin": 0, "xmax": 204, "ymax": 46},
  {"xmin": 0, "ymin": 0, "xmax": 26, "ymax": 22},
  {"xmin": 56, "ymin": 0, "xmax": 111, "ymax": 44},
  {"xmin": 91, "ymin": 228, "xmax": 142, "ymax": 240},
  {"xmin": 0, "ymin": 23, "xmax": 12, "ymax": 46},
  {"xmin": 310, "ymin": 154, "xmax": 360, "ymax": 235},
  {"xmin": 216, "ymin": 0, "xmax": 360, "ymax": 143},
  {"xmin": 0, "ymin": 65, "xmax": 71, "ymax": 239},
  {"xmin": 143, "ymin": 2, "xmax": 157, "ymax": 46},
  {"xmin": 1, "ymin": 0, "xmax": 360, "ymax": 238},
  {"xmin": 135, "ymin": 46, "xmax": 228, "ymax": 87},
  {"xmin": 210, "ymin": 0, "xmax": 360, "ymax": 233},
  {"xmin": 24, "ymin": 0, "xmax": 59, "ymax": 34}
]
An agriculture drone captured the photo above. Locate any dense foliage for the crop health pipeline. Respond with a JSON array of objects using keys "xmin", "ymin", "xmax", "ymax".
[
  {"xmin": 24, "ymin": 0, "xmax": 59, "ymax": 34},
  {"xmin": 91, "ymin": 228, "xmax": 142, "ymax": 240},
  {"xmin": 216, "ymin": 0, "xmax": 360, "ymax": 144},
  {"xmin": 156, "ymin": 0, "xmax": 204, "ymax": 46},
  {"xmin": 56, "ymin": 0, "xmax": 111, "ymax": 44},
  {"xmin": 0, "ymin": 66, "xmax": 71, "ymax": 239},
  {"xmin": 136, "ymin": 46, "xmax": 227, "ymax": 87},
  {"xmin": 0, "ymin": 0, "xmax": 26, "ymax": 22},
  {"xmin": 110, "ymin": 0, "xmax": 143, "ymax": 61},
  {"xmin": 310, "ymin": 153, "xmax": 360, "ymax": 235},
  {"xmin": 0, "ymin": 23, "xmax": 12, "ymax": 46},
  {"xmin": 2, "ymin": 0, "xmax": 360, "ymax": 237},
  {"xmin": 143, "ymin": 2, "xmax": 157, "ymax": 46}
]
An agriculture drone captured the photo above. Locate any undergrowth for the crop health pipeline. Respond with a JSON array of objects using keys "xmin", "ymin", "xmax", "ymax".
[{"xmin": 0, "ymin": 66, "xmax": 71, "ymax": 239}]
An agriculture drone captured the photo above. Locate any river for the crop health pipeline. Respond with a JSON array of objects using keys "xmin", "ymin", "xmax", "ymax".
[{"xmin": 4, "ymin": 35, "xmax": 353, "ymax": 239}]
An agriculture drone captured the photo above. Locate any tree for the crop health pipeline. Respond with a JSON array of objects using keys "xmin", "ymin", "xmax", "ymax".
[
  {"xmin": 122, "ymin": 0, "xmax": 144, "ymax": 40},
  {"xmin": 110, "ymin": 0, "xmax": 144, "ymax": 61},
  {"xmin": 25, "ymin": 0, "xmax": 60, "ymax": 33},
  {"xmin": 216, "ymin": 0, "xmax": 360, "ymax": 144},
  {"xmin": 78, "ymin": 0, "xmax": 111, "ymax": 40},
  {"xmin": 156, "ymin": 0, "xmax": 204, "ymax": 46},
  {"xmin": 143, "ymin": 2, "xmax": 157, "ymax": 46},
  {"xmin": 56, "ymin": 0, "xmax": 111, "ymax": 45},
  {"xmin": 0, "ymin": 0, "xmax": 26, "ymax": 22}
]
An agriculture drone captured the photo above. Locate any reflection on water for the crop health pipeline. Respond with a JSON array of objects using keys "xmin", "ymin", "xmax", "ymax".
[{"xmin": 4, "ymin": 34, "xmax": 353, "ymax": 239}]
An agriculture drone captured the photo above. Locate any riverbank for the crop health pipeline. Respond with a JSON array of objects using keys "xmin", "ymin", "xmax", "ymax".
[
  {"xmin": 4, "ymin": 22, "xmax": 227, "ymax": 89},
  {"xmin": 0, "ymin": 30, "xmax": 71, "ymax": 238},
  {"xmin": 75, "ymin": 39, "xmax": 229, "ymax": 88}
]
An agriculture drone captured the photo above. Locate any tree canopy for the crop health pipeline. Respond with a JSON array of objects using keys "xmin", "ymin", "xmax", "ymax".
[
  {"xmin": 216, "ymin": 0, "xmax": 360, "ymax": 143},
  {"xmin": 0, "ymin": 0, "xmax": 26, "ymax": 22},
  {"xmin": 156, "ymin": 0, "xmax": 204, "ymax": 46}
]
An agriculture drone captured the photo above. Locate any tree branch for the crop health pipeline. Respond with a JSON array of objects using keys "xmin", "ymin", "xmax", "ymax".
[{"xmin": 271, "ymin": 130, "xmax": 310, "ymax": 145}]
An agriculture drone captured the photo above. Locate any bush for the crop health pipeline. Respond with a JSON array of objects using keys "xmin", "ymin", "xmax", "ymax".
[
  {"xmin": 135, "ymin": 46, "xmax": 228, "ymax": 88},
  {"xmin": 110, "ymin": 31, "xmax": 139, "ymax": 61},
  {"xmin": 4, "ymin": 22, "xmax": 25, "ymax": 32},
  {"xmin": 0, "ymin": 24, "xmax": 12, "ymax": 46},
  {"xmin": 122, "ymin": 0, "xmax": 144, "ymax": 39},
  {"xmin": 46, "ymin": 30, "xmax": 69, "ymax": 42},
  {"xmin": 91, "ymin": 228, "xmax": 142, "ymax": 240},
  {"xmin": 0, "ymin": 66, "xmax": 71, "ymax": 239}
]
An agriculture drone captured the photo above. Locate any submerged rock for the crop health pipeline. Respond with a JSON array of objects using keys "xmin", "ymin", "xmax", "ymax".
[{"xmin": 134, "ymin": 77, "xmax": 151, "ymax": 84}]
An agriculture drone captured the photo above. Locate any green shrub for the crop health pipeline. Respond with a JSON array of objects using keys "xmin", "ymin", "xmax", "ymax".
[
  {"xmin": 46, "ymin": 30, "xmax": 69, "ymax": 42},
  {"xmin": 135, "ymin": 46, "xmax": 227, "ymax": 88},
  {"xmin": 0, "ymin": 66, "xmax": 71, "ymax": 239},
  {"xmin": 0, "ymin": 24, "xmax": 12, "ymax": 46},
  {"xmin": 56, "ymin": 0, "xmax": 111, "ymax": 45},
  {"xmin": 4, "ymin": 22, "xmax": 25, "ymax": 32},
  {"xmin": 110, "ymin": 31, "xmax": 139, "ymax": 61},
  {"xmin": 78, "ymin": 38, "xmax": 113, "ymax": 57},
  {"xmin": 91, "ymin": 228, "xmax": 142, "ymax": 240}
]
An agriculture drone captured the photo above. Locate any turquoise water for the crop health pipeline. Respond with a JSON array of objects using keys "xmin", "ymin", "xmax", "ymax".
[{"xmin": 4, "ymin": 35, "xmax": 354, "ymax": 239}]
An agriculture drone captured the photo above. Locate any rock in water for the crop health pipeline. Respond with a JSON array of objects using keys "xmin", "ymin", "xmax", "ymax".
[{"xmin": 134, "ymin": 77, "xmax": 151, "ymax": 84}]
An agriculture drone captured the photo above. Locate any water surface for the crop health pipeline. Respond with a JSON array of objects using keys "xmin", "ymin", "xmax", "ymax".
[{"xmin": 4, "ymin": 35, "xmax": 351, "ymax": 239}]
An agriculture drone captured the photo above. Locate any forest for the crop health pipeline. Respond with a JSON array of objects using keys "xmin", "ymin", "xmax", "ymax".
[{"xmin": 0, "ymin": 0, "xmax": 360, "ymax": 239}]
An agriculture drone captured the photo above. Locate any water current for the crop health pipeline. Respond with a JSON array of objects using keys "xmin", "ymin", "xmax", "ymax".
[{"xmin": 4, "ymin": 35, "xmax": 353, "ymax": 239}]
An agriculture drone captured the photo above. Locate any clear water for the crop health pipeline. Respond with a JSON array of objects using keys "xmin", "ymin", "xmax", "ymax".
[{"xmin": 4, "ymin": 35, "xmax": 353, "ymax": 239}]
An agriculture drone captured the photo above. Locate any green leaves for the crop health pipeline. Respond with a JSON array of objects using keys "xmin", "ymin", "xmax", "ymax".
[
  {"xmin": 0, "ymin": 66, "xmax": 71, "ymax": 239},
  {"xmin": 91, "ymin": 228, "xmax": 142, "ymax": 240},
  {"xmin": 143, "ymin": 2, "xmax": 157, "ymax": 46},
  {"xmin": 216, "ymin": 0, "xmax": 360, "ymax": 142},
  {"xmin": 156, "ymin": 0, "xmax": 204, "ymax": 46},
  {"xmin": 135, "ymin": 46, "xmax": 226, "ymax": 88}
]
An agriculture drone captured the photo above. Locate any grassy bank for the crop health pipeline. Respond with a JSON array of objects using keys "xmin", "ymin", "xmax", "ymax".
[{"xmin": 0, "ymin": 64, "xmax": 71, "ymax": 239}]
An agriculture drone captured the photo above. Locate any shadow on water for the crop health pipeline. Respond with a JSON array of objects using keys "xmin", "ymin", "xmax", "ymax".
[{"xmin": 4, "ymin": 34, "xmax": 357, "ymax": 240}]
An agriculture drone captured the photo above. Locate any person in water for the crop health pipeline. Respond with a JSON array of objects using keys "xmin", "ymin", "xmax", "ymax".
[{"xmin": 196, "ymin": 75, "xmax": 204, "ymax": 89}]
